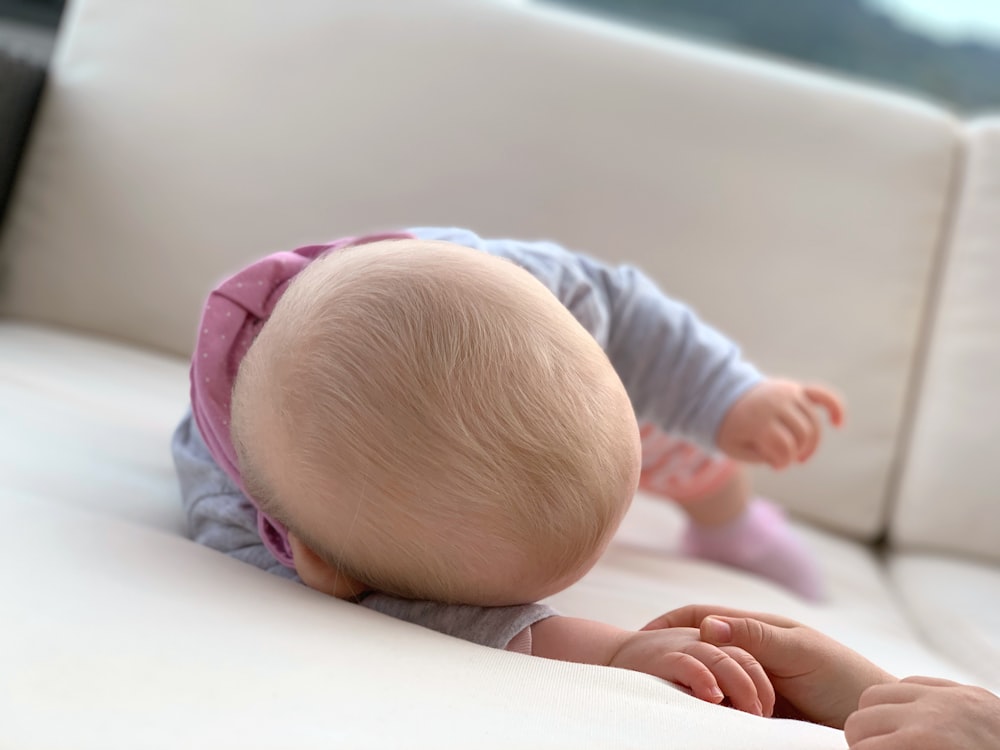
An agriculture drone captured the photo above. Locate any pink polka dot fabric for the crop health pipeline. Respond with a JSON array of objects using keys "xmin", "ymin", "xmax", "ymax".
[{"xmin": 190, "ymin": 232, "xmax": 415, "ymax": 569}]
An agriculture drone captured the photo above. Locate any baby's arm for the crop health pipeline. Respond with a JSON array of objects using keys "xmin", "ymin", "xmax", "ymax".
[
  {"xmin": 363, "ymin": 593, "xmax": 554, "ymax": 652},
  {"xmin": 534, "ymin": 244, "xmax": 843, "ymax": 467},
  {"xmin": 407, "ymin": 227, "xmax": 758, "ymax": 448},
  {"xmin": 410, "ymin": 228, "xmax": 842, "ymax": 464},
  {"xmin": 715, "ymin": 378, "xmax": 844, "ymax": 468},
  {"xmin": 530, "ymin": 616, "xmax": 774, "ymax": 716}
]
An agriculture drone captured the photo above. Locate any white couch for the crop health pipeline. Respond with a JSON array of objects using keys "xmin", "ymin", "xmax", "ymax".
[{"xmin": 2, "ymin": 1, "xmax": 998, "ymax": 747}]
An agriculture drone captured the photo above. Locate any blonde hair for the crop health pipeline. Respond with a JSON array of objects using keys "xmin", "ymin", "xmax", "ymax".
[{"xmin": 231, "ymin": 239, "xmax": 639, "ymax": 605}]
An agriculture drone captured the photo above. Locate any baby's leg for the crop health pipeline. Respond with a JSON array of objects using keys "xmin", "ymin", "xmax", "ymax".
[{"xmin": 638, "ymin": 423, "xmax": 824, "ymax": 601}]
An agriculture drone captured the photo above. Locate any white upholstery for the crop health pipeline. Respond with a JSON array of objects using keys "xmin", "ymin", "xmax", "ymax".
[
  {"xmin": 5, "ymin": 491, "xmax": 855, "ymax": 750},
  {"xmin": 0, "ymin": 323, "xmax": 977, "ymax": 748},
  {"xmin": 893, "ymin": 119, "xmax": 1000, "ymax": 563},
  {"xmin": 562, "ymin": 497, "xmax": 978, "ymax": 685},
  {"xmin": 3, "ymin": 1, "xmax": 999, "ymax": 747},
  {"xmin": 0, "ymin": 0, "xmax": 962, "ymax": 538},
  {"xmin": 0, "ymin": 323, "xmax": 187, "ymax": 531},
  {"xmin": 888, "ymin": 553, "xmax": 1000, "ymax": 690}
]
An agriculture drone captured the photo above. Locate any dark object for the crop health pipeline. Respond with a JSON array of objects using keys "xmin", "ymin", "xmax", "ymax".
[
  {"xmin": 0, "ymin": 0, "xmax": 65, "ymax": 29},
  {"xmin": 550, "ymin": 0, "xmax": 1000, "ymax": 112},
  {"xmin": 0, "ymin": 49, "xmax": 45, "ymax": 232}
]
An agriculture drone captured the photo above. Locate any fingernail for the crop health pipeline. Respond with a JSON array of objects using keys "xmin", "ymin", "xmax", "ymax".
[
  {"xmin": 710, "ymin": 687, "xmax": 725, "ymax": 703},
  {"xmin": 753, "ymin": 700, "xmax": 763, "ymax": 717},
  {"xmin": 703, "ymin": 617, "xmax": 732, "ymax": 644}
]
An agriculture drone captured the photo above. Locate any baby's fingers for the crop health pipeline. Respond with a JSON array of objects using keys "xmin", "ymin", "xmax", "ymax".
[
  {"xmin": 655, "ymin": 652, "xmax": 725, "ymax": 705},
  {"xmin": 779, "ymin": 407, "xmax": 818, "ymax": 463},
  {"xmin": 793, "ymin": 402, "xmax": 822, "ymax": 461},
  {"xmin": 803, "ymin": 385, "xmax": 845, "ymax": 427},
  {"xmin": 760, "ymin": 423, "xmax": 797, "ymax": 470},
  {"xmin": 721, "ymin": 646, "xmax": 775, "ymax": 717},
  {"xmin": 685, "ymin": 642, "xmax": 765, "ymax": 716}
]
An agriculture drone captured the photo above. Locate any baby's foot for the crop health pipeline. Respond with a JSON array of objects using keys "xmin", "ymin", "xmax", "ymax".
[{"xmin": 682, "ymin": 498, "xmax": 825, "ymax": 602}]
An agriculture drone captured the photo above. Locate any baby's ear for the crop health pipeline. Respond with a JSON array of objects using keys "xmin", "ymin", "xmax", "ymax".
[{"xmin": 287, "ymin": 532, "xmax": 370, "ymax": 600}]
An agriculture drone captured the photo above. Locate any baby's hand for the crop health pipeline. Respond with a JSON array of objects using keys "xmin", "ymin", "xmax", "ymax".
[
  {"xmin": 644, "ymin": 605, "xmax": 896, "ymax": 729},
  {"xmin": 717, "ymin": 379, "xmax": 844, "ymax": 469},
  {"xmin": 608, "ymin": 627, "xmax": 774, "ymax": 716}
]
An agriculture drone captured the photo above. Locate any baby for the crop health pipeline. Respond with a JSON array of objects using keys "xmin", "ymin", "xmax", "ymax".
[{"xmin": 173, "ymin": 227, "xmax": 842, "ymax": 713}]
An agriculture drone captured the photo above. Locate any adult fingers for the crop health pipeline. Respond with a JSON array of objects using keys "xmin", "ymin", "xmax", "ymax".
[
  {"xmin": 848, "ymin": 736, "xmax": 907, "ymax": 750},
  {"xmin": 844, "ymin": 705, "xmax": 905, "ymax": 745},
  {"xmin": 699, "ymin": 616, "xmax": 807, "ymax": 676},
  {"xmin": 858, "ymin": 681, "xmax": 926, "ymax": 709},
  {"xmin": 641, "ymin": 605, "xmax": 800, "ymax": 632},
  {"xmin": 803, "ymin": 385, "xmax": 845, "ymax": 427},
  {"xmin": 899, "ymin": 675, "xmax": 963, "ymax": 688}
]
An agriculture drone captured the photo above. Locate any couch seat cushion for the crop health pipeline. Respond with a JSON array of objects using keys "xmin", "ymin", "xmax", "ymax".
[
  {"xmin": 0, "ymin": 320, "xmax": 188, "ymax": 532},
  {"xmin": 888, "ymin": 552, "xmax": 1000, "ymax": 691}
]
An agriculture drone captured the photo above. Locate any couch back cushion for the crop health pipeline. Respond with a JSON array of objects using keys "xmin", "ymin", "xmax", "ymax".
[
  {"xmin": 0, "ymin": 0, "xmax": 959, "ymax": 539},
  {"xmin": 892, "ymin": 120, "xmax": 1000, "ymax": 562}
]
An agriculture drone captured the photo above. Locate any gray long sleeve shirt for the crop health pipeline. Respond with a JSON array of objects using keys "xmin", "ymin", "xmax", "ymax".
[{"xmin": 171, "ymin": 227, "xmax": 761, "ymax": 649}]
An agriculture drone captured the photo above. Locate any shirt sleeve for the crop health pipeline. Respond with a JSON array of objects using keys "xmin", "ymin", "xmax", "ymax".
[
  {"xmin": 362, "ymin": 594, "xmax": 556, "ymax": 651},
  {"xmin": 408, "ymin": 227, "xmax": 762, "ymax": 449},
  {"xmin": 171, "ymin": 411, "xmax": 298, "ymax": 580},
  {"xmin": 171, "ymin": 411, "xmax": 556, "ymax": 650}
]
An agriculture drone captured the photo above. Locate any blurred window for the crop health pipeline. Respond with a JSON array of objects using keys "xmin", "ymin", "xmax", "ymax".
[
  {"xmin": 547, "ymin": 0, "xmax": 1000, "ymax": 113},
  {"xmin": 0, "ymin": 0, "xmax": 64, "ymax": 28},
  {"xmin": 0, "ymin": 0, "xmax": 62, "ymax": 63}
]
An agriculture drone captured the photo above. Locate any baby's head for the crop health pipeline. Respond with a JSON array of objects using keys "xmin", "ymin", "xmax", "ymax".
[{"xmin": 231, "ymin": 239, "xmax": 640, "ymax": 606}]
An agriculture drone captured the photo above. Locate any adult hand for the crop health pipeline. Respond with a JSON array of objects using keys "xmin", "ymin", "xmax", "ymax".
[
  {"xmin": 845, "ymin": 676, "xmax": 1000, "ymax": 749},
  {"xmin": 642, "ymin": 605, "xmax": 895, "ymax": 728},
  {"xmin": 717, "ymin": 380, "xmax": 844, "ymax": 469}
]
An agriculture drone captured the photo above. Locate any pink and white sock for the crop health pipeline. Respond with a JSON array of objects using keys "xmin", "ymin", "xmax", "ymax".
[{"xmin": 682, "ymin": 498, "xmax": 825, "ymax": 602}]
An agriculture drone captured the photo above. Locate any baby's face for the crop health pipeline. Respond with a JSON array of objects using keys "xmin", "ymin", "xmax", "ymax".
[{"xmin": 237, "ymin": 239, "xmax": 642, "ymax": 606}]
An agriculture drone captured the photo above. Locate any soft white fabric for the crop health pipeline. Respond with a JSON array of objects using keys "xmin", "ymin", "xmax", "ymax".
[
  {"xmin": 0, "ymin": 0, "xmax": 962, "ymax": 538},
  {"xmin": 3, "ymin": 491, "xmax": 852, "ymax": 750},
  {"xmin": 0, "ymin": 322, "xmax": 188, "ymax": 531},
  {"xmin": 1, "ymin": 1, "xmax": 996, "ymax": 746},
  {"xmin": 571, "ymin": 494, "xmax": 980, "ymax": 685},
  {"xmin": 0, "ymin": 321, "xmax": 979, "ymax": 748},
  {"xmin": 888, "ymin": 553, "xmax": 1000, "ymax": 692},
  {"xmin": 893, "ymin": 119, "xmax": 1000, "ymax": 563}
]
